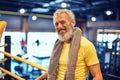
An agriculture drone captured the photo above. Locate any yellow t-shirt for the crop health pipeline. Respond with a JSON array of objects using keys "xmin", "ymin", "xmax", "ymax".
[{"xmin": 56, "ymin": 36, "xmax": 99, "ymax": 80}]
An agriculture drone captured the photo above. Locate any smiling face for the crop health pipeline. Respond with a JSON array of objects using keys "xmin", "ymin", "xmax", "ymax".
[{"xmin": 54, "ymin": 12, "xmax": 75, "ymax": 42}]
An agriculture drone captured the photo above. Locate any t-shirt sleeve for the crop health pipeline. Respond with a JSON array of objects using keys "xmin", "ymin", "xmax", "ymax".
[{"xmin": 84, "ymin": 42, "xmax": 99, "ymax": 66}]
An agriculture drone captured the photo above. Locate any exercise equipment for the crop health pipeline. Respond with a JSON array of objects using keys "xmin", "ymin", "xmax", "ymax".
[
  {"xmin": 0, "ymin": 21, "xmax": 6, "ymax": 42},
  {"xmin": 0, "ymin": 21, "xmax": 48, "ymax": 80}
]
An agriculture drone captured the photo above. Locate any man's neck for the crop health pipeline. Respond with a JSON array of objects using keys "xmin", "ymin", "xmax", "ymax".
[{"xmin": 65, "ymin": 38, "xmax": 72, "ymax": 43}]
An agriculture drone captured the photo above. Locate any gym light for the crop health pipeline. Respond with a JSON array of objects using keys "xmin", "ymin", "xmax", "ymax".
[
  {"xmin": 105, "ymin": 10, "xmax": 112, "ymax": 16},
  {"xmin": 61, "ymin": 2, "xmax": 67, "ymax": 8},
  {"xmin": 19, "ymin": 8, "xmax": 26, "ymax": 14},
  {"xmin": 91, "ymin": 17, "xmax": 96, "ymax": 21},
  {"xmin": 32, "ymin": 16, "xmax": 37, "ymax": 21}
]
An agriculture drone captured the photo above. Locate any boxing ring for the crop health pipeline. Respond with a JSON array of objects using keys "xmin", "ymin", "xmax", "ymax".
[{"xmin": 0, "ymin": 21, "xmax": 48, "ymax": 80}]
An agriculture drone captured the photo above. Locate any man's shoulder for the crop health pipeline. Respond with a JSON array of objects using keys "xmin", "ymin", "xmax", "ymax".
[
  {"xmin": 81, "ymin": 36, "xmax": 91, "ymax": 42},
  {"xmin": 81, "ymin": 36, "xmax": 93, "ymax": 46}
]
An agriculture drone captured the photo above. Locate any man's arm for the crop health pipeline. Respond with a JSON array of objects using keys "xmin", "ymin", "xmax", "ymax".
[
  {"xmin": 88, "ymin": 63, "xmax": 103, "ymax": 80},
  {"xmin": 35, "ymin": 72, "xmax": 48, "ymax": 80}
]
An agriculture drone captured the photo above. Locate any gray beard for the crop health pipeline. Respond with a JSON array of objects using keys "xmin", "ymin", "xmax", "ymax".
[{"xmin": 58, "ymin": 28, "xmax": 73, "ymax": 42}]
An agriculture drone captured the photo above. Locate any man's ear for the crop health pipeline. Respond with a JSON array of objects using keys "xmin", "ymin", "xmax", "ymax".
[{"xmin": 71, "ymin": 19, "xmax": 76, "ymax": 27}]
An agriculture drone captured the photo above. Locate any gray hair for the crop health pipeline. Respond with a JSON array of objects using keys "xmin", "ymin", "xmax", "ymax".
[{"xmin": 53, "ymin": 9, "xmax": 75, "ymax": 22}]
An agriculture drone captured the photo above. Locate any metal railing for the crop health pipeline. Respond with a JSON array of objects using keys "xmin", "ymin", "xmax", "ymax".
[{"xmin": 0, "ymin": 43, "xmax": 48, "ymax": 80}]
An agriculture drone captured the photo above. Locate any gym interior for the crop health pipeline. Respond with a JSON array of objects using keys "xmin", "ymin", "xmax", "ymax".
[{"xmin": 0, "ymin": 0, "xmax": 120, "ymax": 80}]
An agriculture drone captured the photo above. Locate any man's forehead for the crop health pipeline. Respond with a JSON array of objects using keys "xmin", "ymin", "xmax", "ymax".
[{"xmin": 54, "ymin": 13, "xmax": 68, "ymax": 20}]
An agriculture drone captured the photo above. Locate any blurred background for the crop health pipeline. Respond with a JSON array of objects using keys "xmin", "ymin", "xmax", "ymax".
[{"xmin": 0, "ymin": 0, "xmax": 120, "ymax": 80}]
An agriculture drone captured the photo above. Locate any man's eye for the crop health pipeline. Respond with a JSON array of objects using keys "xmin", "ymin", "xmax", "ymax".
[
  {"xmin": 61, "ymin": 21, "xmax": 65, "ymax": 24},
  {"xmin": 55, "ymin": 23, "xmax": 58, "ymax": 26}
]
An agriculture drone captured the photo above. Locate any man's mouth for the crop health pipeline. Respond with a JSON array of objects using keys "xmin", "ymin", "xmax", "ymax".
[{"xmin": 58, "ymin": 29, "xmax": 66, "ymax": 35}]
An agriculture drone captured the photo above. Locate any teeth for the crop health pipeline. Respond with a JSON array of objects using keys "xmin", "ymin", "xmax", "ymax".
[{"xmin": 59, "ymin": 30, "xmax": 65, "ymax": 34}]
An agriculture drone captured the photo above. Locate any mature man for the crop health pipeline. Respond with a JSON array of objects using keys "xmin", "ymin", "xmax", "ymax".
[{"xmin": 36, "ymin": 9, "xmax": 103, "ymax": 80}]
